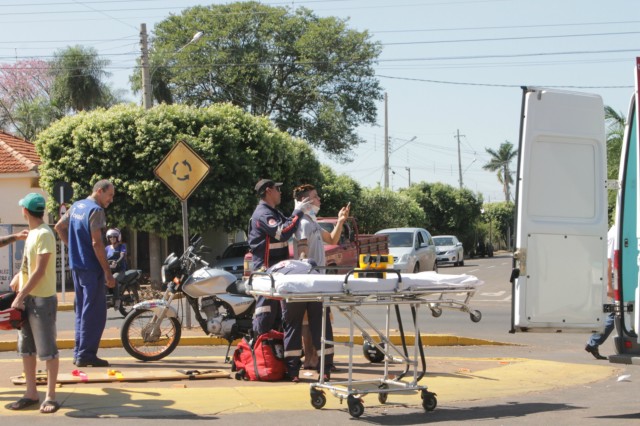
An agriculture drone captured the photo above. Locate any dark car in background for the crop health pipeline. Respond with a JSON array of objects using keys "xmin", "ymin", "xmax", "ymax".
[{"xmin": 212, "ymin": 241, "xmax": 249, "ymax": 279}]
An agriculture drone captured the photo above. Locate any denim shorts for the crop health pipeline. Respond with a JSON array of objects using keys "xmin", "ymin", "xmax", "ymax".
[{"xmin": 18, "ymin": 294, "xmax": 59, "ymax": 360}]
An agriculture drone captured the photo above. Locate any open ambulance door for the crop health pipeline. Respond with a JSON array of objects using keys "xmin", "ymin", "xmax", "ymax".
[
  {"xmin": 609, "ymin": 60, "xmax": 640, "ymax": 364},
  {"xmin": 512, "ymin": 87, "xmax": 608, "ymax": 332}
]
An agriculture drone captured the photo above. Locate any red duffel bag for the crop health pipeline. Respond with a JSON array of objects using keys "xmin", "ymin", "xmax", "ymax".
[{"xmin": 0, "ymin": 292, "xmax": 25, "ymax": 330}]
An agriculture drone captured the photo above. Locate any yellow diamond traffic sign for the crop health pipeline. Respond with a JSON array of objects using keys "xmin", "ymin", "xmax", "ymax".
[{"xmin": 154, "ymin": 140, "xmax": 210, "ymax": 201}]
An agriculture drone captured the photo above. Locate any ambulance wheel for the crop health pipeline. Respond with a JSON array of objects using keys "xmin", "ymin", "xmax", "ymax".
[
  {"xmin": 470, "ymin": 310, "xmax": 482, "ymax": 323},
  {"xmin": 421, "ymin": 390, "xmax": 437, "ymax": 412},
  {"xmin": 431, "ymin": 307, "xmax": 442, "ymax": 318},
  {"xmin": 310, "ymin": 390, "xmax": 326, "ymax": 409},
  {"xmin": 378, "ymin": 383, "xmax": 389, "ymax": 404},
  {"xmin": 347, "ymin": 395, "xmax": 364, "ymax": 418}
]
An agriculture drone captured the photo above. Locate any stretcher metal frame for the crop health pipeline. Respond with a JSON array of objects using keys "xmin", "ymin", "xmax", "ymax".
[{"xmin": 247, "ymin": 268, "xmax": 481, "ymax": 418}]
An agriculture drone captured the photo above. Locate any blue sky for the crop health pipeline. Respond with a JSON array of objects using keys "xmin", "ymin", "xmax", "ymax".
[{"xmin": 1, "ymin": 0, "xmax": 638, "ymax": 202}]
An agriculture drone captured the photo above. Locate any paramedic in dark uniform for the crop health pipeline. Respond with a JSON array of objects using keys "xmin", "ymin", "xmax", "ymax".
[{"xmin": 249, "ymin": 179, "xmax": 312, "ymax": 338}]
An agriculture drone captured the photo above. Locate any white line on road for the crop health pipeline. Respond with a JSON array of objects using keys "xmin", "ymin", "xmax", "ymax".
[{"xmin": 481, "ymin": 291, "xmax": 506, "ymax": 297}]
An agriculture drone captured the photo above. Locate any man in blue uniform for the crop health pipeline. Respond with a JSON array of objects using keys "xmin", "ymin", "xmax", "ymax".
[
  {"xmin": 248, "ymin": 178, "xmax": 311, "ymax": 341},
  {"xmin": 55, "ymin": 179, "xmax": 115, "ymax": 367}
]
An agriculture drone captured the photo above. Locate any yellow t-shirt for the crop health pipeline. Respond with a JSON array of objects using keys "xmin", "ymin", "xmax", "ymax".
[{"xmin": 19, "ymin": 224, "xmax": 57, "ymax": 298}]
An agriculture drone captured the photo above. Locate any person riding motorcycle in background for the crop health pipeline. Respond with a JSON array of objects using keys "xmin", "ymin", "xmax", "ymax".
[{"xmin": 106, "ymin": 228, "xmax": 127, "ymax": 274}]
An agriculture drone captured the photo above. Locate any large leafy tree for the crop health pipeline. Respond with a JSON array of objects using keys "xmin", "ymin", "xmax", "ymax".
[
  {"xmin": 483, "ymin": 140, "xmax": 518, "ymax": 202},
  {"xmin": 133, "ymin": 2, "xmax": 383, "ymax": 158},
  {"xmin": 0, "ymin": 59, "xmax": 60, "ymax": 140},
  {"xmin": 402, "ymin": 182, "xmax": 482, "ymax": 249},
  {"xmin": 314, "ymin": 165, "xmax": 362, "ymax": 216},
  {"xmin": 35, "ymin": 103, "xmax": 323, "ymax": 235},
  {"xmin": 49, "ymin": 45, "xmax": 118, "ymax": 113},
  {"xmin": 355, "ymin": 188, "xmax": 426, "ymax": 234}
]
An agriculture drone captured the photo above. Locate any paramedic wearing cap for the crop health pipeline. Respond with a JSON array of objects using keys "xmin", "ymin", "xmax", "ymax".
[
  {"xmin": 55, "ymin": 179, "xmax": 115, "ymax": 368},
  {"xmin": 249, "ymin": 179, "xmax": 312, "ymax": 335}
]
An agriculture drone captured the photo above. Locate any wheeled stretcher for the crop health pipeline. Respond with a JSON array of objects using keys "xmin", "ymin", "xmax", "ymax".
[{"xmin": 247, "ymin": 265, "xmax": 483, "ymax": 418}]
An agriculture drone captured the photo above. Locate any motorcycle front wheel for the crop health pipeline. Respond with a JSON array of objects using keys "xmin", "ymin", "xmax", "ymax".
[
  {"xmin": 121, "ymin": 309, "xmax": 182, "ymax": 361},
  {"xmin": 118, "ymin": 286, "xmax": 140, "ymax": 317}
]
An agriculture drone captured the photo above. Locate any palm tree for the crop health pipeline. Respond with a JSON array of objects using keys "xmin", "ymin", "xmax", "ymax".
[
  {"xmin": 605, "ymin": 105, "xmax": 626, "ymax": 221},
  {"xmin": 49, "ymin": 45, "xmax": 112, "ymax": 112},
  {"xmin": 483, "ymin": 141, "xmax": 518, "ymax": 202}
]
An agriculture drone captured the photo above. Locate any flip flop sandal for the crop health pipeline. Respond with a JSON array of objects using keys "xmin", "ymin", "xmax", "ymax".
[
  {"xmin": 7, "ymin": 397, "xmax": 39, "ymax": 410},
  {"xmin": 40, "ymin": 400, "xmax": 60, "ymax": 414}
]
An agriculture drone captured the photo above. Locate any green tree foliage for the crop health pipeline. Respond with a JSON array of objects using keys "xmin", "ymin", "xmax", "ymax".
[
  {"xmin": 355, "ymin": 188, "xmax": 425, "ymax": 234},
  {"xmin": 483, "ymin": 140, "xmax": 518, "ymax": 202},
  {"xmin": 402, "ymin": 182, "xmax": 482, "ymax": 249},
  {"xmin": 133, "ymin": 2, "xmax": 383, "ymax": 158},
  {"xmin": 35, "ymin": 103, "xmax": 322, "ymax": 236},
  {"xmin": 605, "ymin": 105, "xmax": 626, "ymax": 223},
  {"xmin": 479, "ymin": 202, "xmax": 515, "ymax": 249},
  {"xmin": 50, "ymin": 45, "xmax": 119, "ymax": 113},
  {"xmin": 314, "ymin": 165, "xmax": 362, "ymax": 216}
]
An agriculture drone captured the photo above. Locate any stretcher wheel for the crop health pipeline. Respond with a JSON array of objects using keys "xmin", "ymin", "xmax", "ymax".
[
  {"xmin": 363, "ymin": 340, "xmax": 385, "ymax": 363},
  {"xmin": 421, "ymin": 390, "xmax": 437, "ymax": 412},
  {"xmin": 470, "ymin": 310, "xmax": 482, "ymax": 323},
  {"xmin": 347, "ymin": 395, "xmax": 364, "ymax": 418},
  {"xmin": 377, "ymin": 383, "xmax": 389, "ymax": 404},
  {"xmin": 310, "ymin": 390, "xmax": 326, "ymax": 409},
  {"xmin": 430, "ymin": 307, "xmax": 442, "ymax": 318}
]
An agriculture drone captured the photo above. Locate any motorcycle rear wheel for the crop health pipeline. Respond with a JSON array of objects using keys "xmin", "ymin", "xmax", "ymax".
[
  {"xmin": 118, "ymin": 286, "xmax": 140, "ymax": 317},
  {"xmin": 121, "ymin": 309, "xmax": 182, "ymax": 361}
]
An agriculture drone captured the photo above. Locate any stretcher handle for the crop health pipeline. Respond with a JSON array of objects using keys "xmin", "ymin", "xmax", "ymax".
[{"xmin": 247, "ymin": 271, "xmax": 276, "ymax": 296}]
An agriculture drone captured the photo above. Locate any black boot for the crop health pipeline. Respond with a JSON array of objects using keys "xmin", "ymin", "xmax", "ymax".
[{"xmin": 585, "ymin": 345, "xmax": 607, "ymax": 360}]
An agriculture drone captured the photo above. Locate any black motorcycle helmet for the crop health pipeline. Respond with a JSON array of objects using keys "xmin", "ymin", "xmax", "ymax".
[{"xmin": 362, "ymin": 339, "xmax": 385, "ymax": 363}]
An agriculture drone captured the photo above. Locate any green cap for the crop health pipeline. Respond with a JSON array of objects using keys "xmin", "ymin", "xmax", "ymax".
[{"xmin": 19, "ymin": 193, "xmax": 46, "ymax": 213}]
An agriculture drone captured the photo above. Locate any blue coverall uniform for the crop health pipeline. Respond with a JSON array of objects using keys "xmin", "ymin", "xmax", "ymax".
[
  {"xmin": 66, "ymin": 198, "xmax": 107, "ymax": 364},
  {"xmin": 248, "ymin": 200, "xmax": 303, "ymax": 335}
]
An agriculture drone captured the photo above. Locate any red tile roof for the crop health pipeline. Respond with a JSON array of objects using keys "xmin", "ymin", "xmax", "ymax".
[{"xmin": 0, "ymin": 131, "xmax": 40, "ymax": 173}]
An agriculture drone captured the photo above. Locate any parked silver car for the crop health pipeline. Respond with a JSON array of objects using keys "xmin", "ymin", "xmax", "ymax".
[
  {"xmin": 212, "ymin": 241, "xmax": 249, "ymax": 279},
  {"xmin": 375, "ymin": 227, "xmax": 438, "ymax": 273},
  {"xmin": 433, "ymin": 235, "xmax": 464, "ymax": 266}
]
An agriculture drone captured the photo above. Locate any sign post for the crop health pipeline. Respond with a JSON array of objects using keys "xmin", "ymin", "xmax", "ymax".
[
  {"xmin": 53, "ymin": 181, "xmax": 73, "ymax": 302},
  {"xmin": 155, "ymin": 141, "xmax": 210, "ymax": 327}
]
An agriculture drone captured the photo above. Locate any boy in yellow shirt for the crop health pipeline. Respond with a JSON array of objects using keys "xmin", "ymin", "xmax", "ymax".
[{"xmin": 7, "ymin": 193, "xmax": 59, "ymax": 414}]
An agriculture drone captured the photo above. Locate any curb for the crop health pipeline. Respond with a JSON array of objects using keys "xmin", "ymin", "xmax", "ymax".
[{"xmin": 0, "ymin": 334, "xmax": 511, "ymax": 353}]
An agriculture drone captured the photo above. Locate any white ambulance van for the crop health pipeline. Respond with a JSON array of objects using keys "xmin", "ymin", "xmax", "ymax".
[{"xmin": 512, "ymin": 58, "xmax": 639, "ymax": 365}]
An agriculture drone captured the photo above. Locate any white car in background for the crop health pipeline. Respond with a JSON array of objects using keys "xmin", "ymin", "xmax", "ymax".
[
  {"xmin": 433, "ymin": 235, "xmax": 464, "ymax": 266},
  {"xmin": 375, "ymin": 227, "xmax": 437, "ymax": 273}
]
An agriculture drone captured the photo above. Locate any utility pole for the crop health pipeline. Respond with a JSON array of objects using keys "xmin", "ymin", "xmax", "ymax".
[
  {"xmin": 405, "ymin": 167, "xmax": 411, "ymax": 187},
  {"xmin": 384, "ymin": 92, "xmax": 389, "ymax": 189},
  {"xmin": 456, "ymin": 129, "xmax": 465, "ymax": 189},
  {"xmin": 140, "ymin": 23, "xmax": 153, "ymax": 110}
]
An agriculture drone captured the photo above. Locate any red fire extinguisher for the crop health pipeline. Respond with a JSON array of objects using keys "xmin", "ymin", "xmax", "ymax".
[{"xmin": 243, "ymin": 251, "xmax": 253, "ymax": 279}]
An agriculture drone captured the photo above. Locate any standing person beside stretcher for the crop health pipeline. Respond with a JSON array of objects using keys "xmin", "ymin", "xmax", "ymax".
[
  {"xmin": 292, "ymin": 184, "xmax": 350, "ymax": 380},
  {"xmin": 248, "ymin": 178, "xmax": 312, "ymax": 338}
]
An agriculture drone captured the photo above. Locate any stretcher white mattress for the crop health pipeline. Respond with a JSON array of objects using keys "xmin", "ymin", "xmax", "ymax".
[{"xmin": 248, "ymin": 271, "xmax": 482, "ymax": 296}]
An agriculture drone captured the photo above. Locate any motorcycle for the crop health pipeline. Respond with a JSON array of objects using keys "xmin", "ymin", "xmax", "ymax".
[
  {"xmin": 106, "ymin": 254, "xmax": 142, "ymax": 317},
  {"xmin": 120, "ymin": 236, "xmax": 255, "ymax": 362}
]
